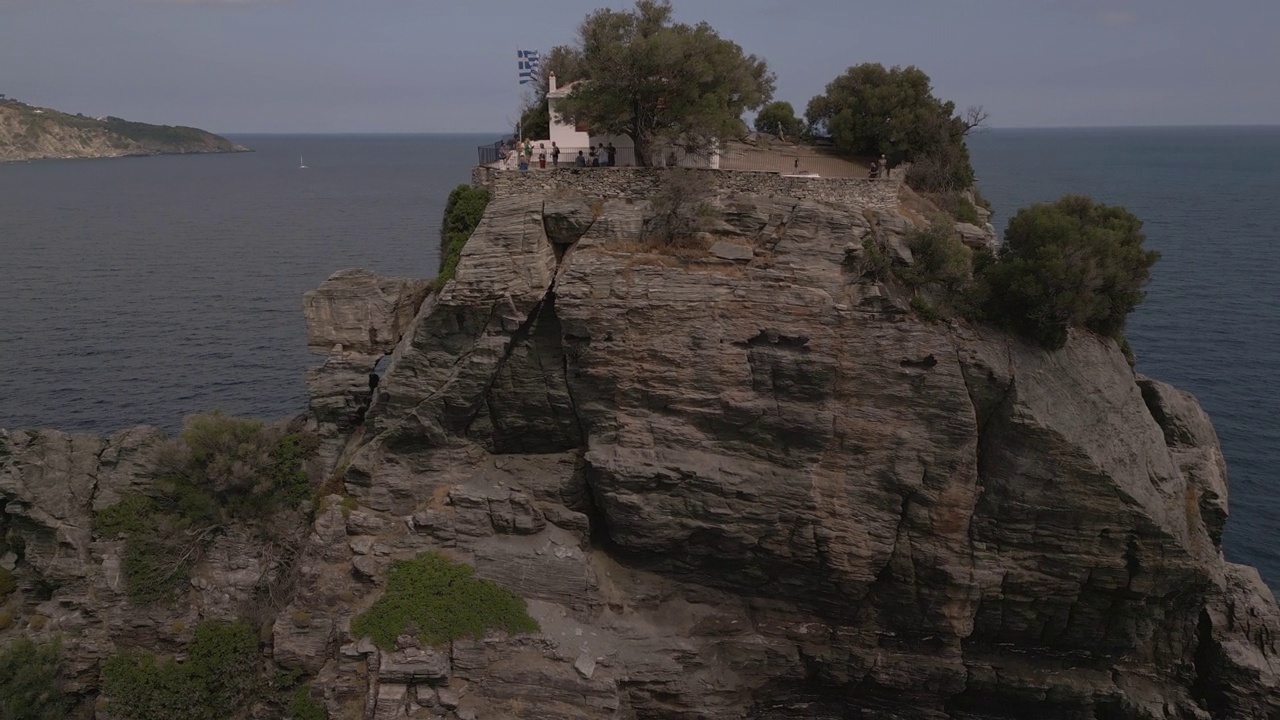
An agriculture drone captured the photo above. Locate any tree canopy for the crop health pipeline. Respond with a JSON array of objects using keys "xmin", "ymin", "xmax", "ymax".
[
  {"xmin": 753, "ymin": 101, "xmax": 803, "ymax": 140},
  {"xmin": 553, "ymin": 0, "xmax": 774, "ymax": 166},
  {"xmin": 805, "ymin": 63, "xmax": 979, "ymax": 192},
  {"xmin": 977, "ymin": 195, "xmax": 1160, "ymax": 349}
]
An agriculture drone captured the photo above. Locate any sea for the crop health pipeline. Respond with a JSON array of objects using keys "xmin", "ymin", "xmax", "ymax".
[{"xmin": 0, "ymin": 129, "xmax": 1277, "ymax": 592}]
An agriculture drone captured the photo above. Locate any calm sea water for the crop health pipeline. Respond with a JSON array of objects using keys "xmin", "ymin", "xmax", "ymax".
[
  {"xmin": 0, "ymin": 134, "xmax": 482, "ymax": 433},
  {"xmin": 969, "ymin": 127, "xmax": 1280, "ymax": 591},
  {"xmin": 0, "ymin": 130, "xmax": 1276, "ymax": 591}
]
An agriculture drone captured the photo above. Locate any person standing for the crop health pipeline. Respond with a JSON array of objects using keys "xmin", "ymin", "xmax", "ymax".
[
  {"xmin": 878, "ymin": 154, "xmax": 888, "ymax": 179},
  {"xmin": 551, "ymin": 141, "xmax": 560, "ymax": 167},
  {"xmin": 606, "ymin": 142, "xmax": 617, "ymax": 167},
  {"xmin": 538, "ymin": 143, "xmax": 547, "ymax": 169},
  {"xmin": 588, "ymin": 144, "xmax": 598, "ymax": 166}
]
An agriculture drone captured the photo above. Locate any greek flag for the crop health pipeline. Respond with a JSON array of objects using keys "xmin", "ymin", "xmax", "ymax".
[{"xmin": 518, "ymin": 49, "xmax": 540, "ymax": 84}]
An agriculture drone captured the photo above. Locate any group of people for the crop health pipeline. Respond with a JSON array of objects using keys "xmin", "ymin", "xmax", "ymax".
[
  {"xmin": 499, "ymin": 139, "xmax": 558, "ymax": 170},
  {"xmin": 579, "ymin": 142, "xmax": 618, "ymax": 167},
  {"xmin": 868, "ymin": 154, "xmax": 890, "ymax": 179},
  {"xmin": 498, "ymin": 139, "xmax": 618, "ymax": 170}
]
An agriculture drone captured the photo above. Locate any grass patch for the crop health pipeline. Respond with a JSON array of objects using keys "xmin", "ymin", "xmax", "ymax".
[
  {"xmin": 351, "ymin": 552, "xmax": 538, "ymax": 650},
  {"xmin": 102, "ymin": 621, "xmax": 260, "ymax": 720}
]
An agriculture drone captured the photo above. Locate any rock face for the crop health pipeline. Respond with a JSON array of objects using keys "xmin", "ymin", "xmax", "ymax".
[
  {"xmin": 0, "ymin": 427, "xmax": 300, "ymax": 693},
  {"xmin": 2, "ymin": 173, "xmax": 1278, "ymax": 719},
  {"xmin": 0, "ymin": 99, "xmax": 247, "ymax": 162},
  {"xmin": 303, "ymin": 269, "xmax": 429, "ymax": 452}
]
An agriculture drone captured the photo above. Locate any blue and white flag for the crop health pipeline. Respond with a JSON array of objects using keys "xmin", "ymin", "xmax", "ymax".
[{"xmin": 518, "ymin": 49, "xmax": 540, "ymax": 85}]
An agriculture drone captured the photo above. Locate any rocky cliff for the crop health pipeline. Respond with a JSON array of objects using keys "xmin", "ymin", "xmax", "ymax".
[
  {"xmin": 2, "ymin": 169, "xmax": 1278, "ymax": 719},
  {"xmin": 0, "ymin": 99, "xmax": 247, "ymax": 162}
]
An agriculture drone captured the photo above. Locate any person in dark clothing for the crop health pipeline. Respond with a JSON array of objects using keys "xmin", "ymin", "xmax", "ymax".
[
  {"xmin": 551, "ymin": 142, "xmax": 560, "ymax": 167},
  {"xmin": 606, "ymin": 142, "xmax": 617, "ymax": 167}
]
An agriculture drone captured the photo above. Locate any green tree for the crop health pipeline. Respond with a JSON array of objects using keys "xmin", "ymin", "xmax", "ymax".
[
  {"xmin": 977, "ymin": 195, "xmax": 1160, "ymax": 349},
  {"xmin": 805, "ymin": 63, "xmax": 982, "ymax": 191},
  {"xmin": 753, "ymin": 101, "xmax": 803, "ymax": 139},
  {"xmin": 0, "ymin": 639, "xmax": 73, "ymax": 720},
  {"xmin": 553, "ymin": 0, "xmax": 774, "ymax": 166}
]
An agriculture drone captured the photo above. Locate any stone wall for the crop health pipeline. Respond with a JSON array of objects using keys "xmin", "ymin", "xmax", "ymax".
[{"xmin": 472, "ymin": 165, "xmax": 901, "ymax": 211}]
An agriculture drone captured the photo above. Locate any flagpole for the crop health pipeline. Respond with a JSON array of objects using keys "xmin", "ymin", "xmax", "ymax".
[{"xmin": 516, "ymin": 46, "xmax": 522, "ymax": 143}]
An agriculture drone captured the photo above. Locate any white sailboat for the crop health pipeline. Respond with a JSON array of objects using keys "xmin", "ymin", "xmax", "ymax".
[{"xmin": 299, "ymin": 155, "xmax": 308, "ymax": 169}]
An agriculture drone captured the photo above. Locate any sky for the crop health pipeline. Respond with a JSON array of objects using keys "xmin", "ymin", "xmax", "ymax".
[{"xmin": 1, "ymin": 0, "xmax": 1277, "ymax": 134}]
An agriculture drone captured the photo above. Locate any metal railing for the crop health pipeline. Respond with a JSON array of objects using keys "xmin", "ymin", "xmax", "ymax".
[{"xmin": 476, "ymin": 141, "xmax": 894, "ymax": 179}]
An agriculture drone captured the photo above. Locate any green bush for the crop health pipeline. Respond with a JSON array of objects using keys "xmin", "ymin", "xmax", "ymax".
[
  {"xmin": 853, "ymin": 235, "xmax": 893, "ymax": 282},
  {"xmin": 94, "ymin": 412, "xmax": 318, "ymax": 604},
  {"xmin": 953, "ymin": 196, "xmax": 980, "ymax": 225},
  {"xmin": 351, "ymin": 552, "xmax": 539, "ymax": 650},
  {"xmin": 289, "ymin": 686, "xmax": 327, "ymax": 720},
  {"xmin": 102, "ymin": 621, "xmax": 260, "ymax": 720},
  {"xmin": 0, "ymin": 638, "xmax": 74, "ymax": 720},
  {"xmin": 434, "ymin": 185, "xmax": 491, "ymax": 288},
  {"xmin": 901, "ymin": 221, "xmax": 973, "ymax": 294},
  {"xmin": 977, "ymin": 195, "xmax": 1160, "ymax": 349}
]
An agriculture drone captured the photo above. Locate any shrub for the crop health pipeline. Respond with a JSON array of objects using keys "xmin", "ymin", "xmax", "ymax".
[
  {"xmin": 644, "ymin": 169, "xmax": 718, "ymax": 250},
  {"xmin": 94, "ymin": 412, "xmax": 317, "ymax": 604},
  {"xmin": 853, "ymin": 235, "xmax": 894, "ymax": 282},
  {"xmin": 434, "ymin": 185, "xmax": 490, "ymax": 288},
  {"xmin": 289, "ymin": 686, "xmax": 327, "ymax": 720},
  {"xmin": 350, "ymin": 552, "xmax": 539, "ymax": 650},
  {"xmin": 102, "ymin": 621, "xmax": 260, "ymax": 720},
  {"xmin": 952, "ymin": 196, "xmax": 980, "ymax": 225},
  {"xmin": 0, "ymin": 638, "xmax": 73, "ymax": 720},
  {"xmin": 901, "ymin": 221, "xmax": 973, "ymax": 294},
  {"xmin": 977, "ymin": 195, "xmax": 1159, "ymax": 349}
]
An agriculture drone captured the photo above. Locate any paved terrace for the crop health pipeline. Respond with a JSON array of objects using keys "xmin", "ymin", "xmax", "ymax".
[{"xmin": 478, "ymin": 139, "xmax": 888, "ymax": 179}]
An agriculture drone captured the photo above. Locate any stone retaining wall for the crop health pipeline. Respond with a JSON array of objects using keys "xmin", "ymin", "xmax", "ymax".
[{"xmin": 472, "ymin": 165, "xmax": 901, "ymax": 211}]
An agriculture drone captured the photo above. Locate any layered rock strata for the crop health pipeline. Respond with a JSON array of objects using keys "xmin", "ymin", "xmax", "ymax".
[{"xmin": 1, "ymin": 173, "xmax": 1277, "ymax": 719}]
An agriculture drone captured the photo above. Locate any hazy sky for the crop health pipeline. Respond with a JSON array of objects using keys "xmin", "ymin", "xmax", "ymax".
[{"xmin": 1, "ymin": 0, "xmax": 1277, "ymax": 133}]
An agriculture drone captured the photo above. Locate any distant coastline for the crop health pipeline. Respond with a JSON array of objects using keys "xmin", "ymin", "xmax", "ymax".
[{"xmin": 0, "ymin": 98, "xmax": 249, "ymax": 163}]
